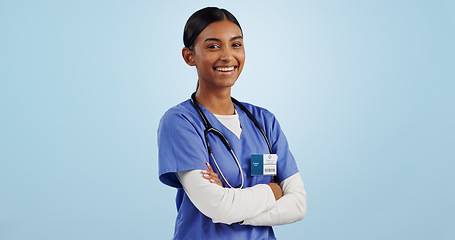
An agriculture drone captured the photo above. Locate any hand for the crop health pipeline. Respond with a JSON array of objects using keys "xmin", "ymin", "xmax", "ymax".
[
  {"xmin": 267, "ymin": 182, "xmax": 283, "ymax": 200},
  {"xmin": 202, "ymin": 162, "xmax": 223, "ymax": 187}
]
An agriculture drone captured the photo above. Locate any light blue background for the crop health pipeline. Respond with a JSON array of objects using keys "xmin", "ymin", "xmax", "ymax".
[{"xmin": 1, "ymin": 0, "xmax": 454, "ymax": 239}]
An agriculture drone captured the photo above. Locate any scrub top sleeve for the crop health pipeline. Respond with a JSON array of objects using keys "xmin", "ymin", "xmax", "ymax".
[
  {"xmin": 268, "ymin": 112, "xmax": 299, "ymax": 183},
  {"xmin": 158, "ymin": 109, "xmax": 208, "ymax": 188}
]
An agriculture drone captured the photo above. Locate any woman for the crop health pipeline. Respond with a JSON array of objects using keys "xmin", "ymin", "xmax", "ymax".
[{"xmin": 158, "ymin": 7, "xmax": 306, "ymax": 239}]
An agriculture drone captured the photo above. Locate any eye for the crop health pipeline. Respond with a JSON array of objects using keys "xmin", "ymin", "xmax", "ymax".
[
  {"xmin": 232, "ymin": 43, "xmax": 242, "ymax": 48},
  {"xmin": 207, "ymin": 44, "xmax": 220, "ymax": 49}
]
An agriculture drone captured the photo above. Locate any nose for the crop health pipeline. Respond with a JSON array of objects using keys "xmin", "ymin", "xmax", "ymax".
[{"xmin": 219, "ymin": 47, "xmax": 233, "ymax": 61}]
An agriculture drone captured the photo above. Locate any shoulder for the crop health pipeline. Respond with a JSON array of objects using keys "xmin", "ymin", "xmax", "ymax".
[
  {"xmin": 157, "ymin": 99, "xmax": 207, "ymax": 142},
  {"xmin": 159, "ymin": 99, "xmax": 201, "ymax": 128},
  {"xmin": 160, "ymin": 100, "xmax": 192, "ymax": 121},
  {"xmin": 236, "ymin": 100, "xmax": 277, "ymax": 124}
]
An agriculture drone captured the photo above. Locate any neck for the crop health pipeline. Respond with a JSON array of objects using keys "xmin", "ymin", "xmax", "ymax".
[{"xmin": 195, "ymin": 86, "xmax": 235, "ymax": 115}]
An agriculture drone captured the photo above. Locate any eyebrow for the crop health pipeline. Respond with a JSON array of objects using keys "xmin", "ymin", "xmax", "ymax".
[{"xmin": 203, "ymin": 36, "xmax": 243, "ymax": 43}]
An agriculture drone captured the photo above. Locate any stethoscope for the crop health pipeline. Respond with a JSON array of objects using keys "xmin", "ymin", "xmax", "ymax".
[{"xmin": 190, "ymin": 92, "xmax": 275, "ymax": 189}]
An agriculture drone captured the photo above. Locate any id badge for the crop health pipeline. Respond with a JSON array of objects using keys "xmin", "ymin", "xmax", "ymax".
[{"xmin": 251, "ymin": 154, "xmax": 278, "ymax": 176}]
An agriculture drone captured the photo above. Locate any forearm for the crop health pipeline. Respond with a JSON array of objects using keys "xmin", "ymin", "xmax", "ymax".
[
  {"xmin": 177, "ymin": 170, "xmax": 277, "ymax": 225},
  {"xmin": 242, "ymin": 172, "xmax": 307, "ymax": 226}
]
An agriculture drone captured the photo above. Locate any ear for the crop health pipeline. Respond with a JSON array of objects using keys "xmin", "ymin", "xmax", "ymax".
[{"xmin": 182, "ymin": 47, "xmax": 196, "ymax": 66}]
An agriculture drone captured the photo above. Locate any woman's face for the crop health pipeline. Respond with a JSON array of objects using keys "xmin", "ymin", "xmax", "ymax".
[{"xmin": 191, "ymin": 20, "xmax": 245, "ymax": 91}]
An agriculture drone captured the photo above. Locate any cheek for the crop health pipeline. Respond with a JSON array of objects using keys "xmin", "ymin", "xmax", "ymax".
[
  {"xmin": 198, "ymin": 56, "xmax": 217, "ymax": 70},
  {"xmin": 236, "ymin": 51, "xmax": 246, "ymax": 64},
  {"xmin": 236, "ymin": 54, "xmax": 245, "ymax": 71}
]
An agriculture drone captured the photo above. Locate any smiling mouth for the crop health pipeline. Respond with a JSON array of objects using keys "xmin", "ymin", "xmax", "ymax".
[{"xmin": 214, "ymin": 66, "xmax": 237, "ymax": 72}]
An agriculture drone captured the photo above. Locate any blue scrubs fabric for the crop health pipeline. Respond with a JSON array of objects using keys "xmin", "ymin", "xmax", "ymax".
[{"xmin": 158, "ymin": 99, "xmax": 299, "ymax": 240}]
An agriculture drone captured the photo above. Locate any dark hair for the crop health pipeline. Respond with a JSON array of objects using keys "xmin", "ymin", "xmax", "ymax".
[{"xmin": 183, "ymin": 7, "xmax": 242, "ymax": 50}]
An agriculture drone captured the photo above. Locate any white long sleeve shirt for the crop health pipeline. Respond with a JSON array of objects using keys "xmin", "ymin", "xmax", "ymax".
[
  {"xmin": 242, "ymin": 172, "xmax": 307, "ymax": 226},
  {"xmin": 176, "ymin": 171, "xmax": 306, "ymax": 225},
  {"xmin": 175, "ymin": 110, "xmax": 307, "ymax": 226}
]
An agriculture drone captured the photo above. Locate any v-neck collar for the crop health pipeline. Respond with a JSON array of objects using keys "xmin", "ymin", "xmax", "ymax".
[{"xmin": 196, "ymin": 102, "xmax": 245, "ymax": 140}]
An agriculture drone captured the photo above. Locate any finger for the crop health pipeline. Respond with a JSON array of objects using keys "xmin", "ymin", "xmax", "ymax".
[
  {"xmin": 201, "ymin": 171, "xmax": 222, "ymax": 187},
  {"xmin": 210, "ymin": 178, "xmax": 223, "ymax": 187},
  {"xmin": 208, "ymin": 171, "xmax": 221, "ymax": 181},
  {"xmin": 205, "ymin": 162, "xmax": 214, "ymax": 172},
  {"xmin": 204, "ymin": 164, "xmax": 223, "ymax": 187},
  {"xmin": 210, "ymin": 174, "xmax": 222, "ymax": 186},
  {"xmin": 201, "ymin": 170, "xmax": 220, "ymax": 183},
  {"xmin": 202, "ymin": 172, "xmax": 211, "ymax": 180}
]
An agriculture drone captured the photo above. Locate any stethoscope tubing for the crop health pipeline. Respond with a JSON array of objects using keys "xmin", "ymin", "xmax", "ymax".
[
  {"xmin": 190, "ymin": 92, "xmax": 275, "ymax": 188},
  {"xmin": 210, "ymin": 151, "xmax": 244, "ymax": 189},
  {"xmin": 231, "ymin": 97, "xmax": 273, "ymax": 154}
]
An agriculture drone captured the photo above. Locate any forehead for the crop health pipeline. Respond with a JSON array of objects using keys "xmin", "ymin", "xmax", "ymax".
[{"xmin": 197, "ymin": 20, "xmax": 243, "ymax": 41}]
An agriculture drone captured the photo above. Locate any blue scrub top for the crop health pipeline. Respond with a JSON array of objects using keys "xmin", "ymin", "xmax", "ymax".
[{"xmin": 158, "ymin": 99, "xmax": 299, "ymax": 240}]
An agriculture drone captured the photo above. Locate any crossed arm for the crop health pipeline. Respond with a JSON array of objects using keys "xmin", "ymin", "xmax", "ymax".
[{"xmin": 176, "ymin": 163, "xmax": 306, "ymax": 226}]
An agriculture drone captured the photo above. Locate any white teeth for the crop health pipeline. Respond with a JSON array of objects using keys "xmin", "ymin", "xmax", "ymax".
[{"xmin": 215, "ymin": 66, "xmax": 235, "ymax": 72}]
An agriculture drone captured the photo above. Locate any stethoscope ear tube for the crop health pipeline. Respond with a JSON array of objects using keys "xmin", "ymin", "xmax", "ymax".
[
  {"xmin": 204, "ymin": 130, "xmax": 213, "ymax": 154},
  {"xmin": 191, "ymin": 92, "xmax": 211, "ymax": 129},
  {"xmin": 231, "ymin": 97, "xmax": 273, "ymax": 154},
  {"xmin": 207, "ymin": 127, "xmax": 232, "ymax": 151}
]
